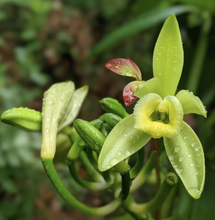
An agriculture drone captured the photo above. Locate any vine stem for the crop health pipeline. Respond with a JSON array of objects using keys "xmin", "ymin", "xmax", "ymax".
[{"xmin": 152, "ymin": 138, "xmax": 161, "ymax": 220}]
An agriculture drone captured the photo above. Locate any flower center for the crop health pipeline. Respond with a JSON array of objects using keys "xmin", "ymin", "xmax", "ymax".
[{"xmin": 133, "ymin": 93, "xmax": 183, "ymax": 139}]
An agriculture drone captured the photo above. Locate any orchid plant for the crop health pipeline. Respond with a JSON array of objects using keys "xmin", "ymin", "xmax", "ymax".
[
  {"xmin": 100, "ymin": 14, "xmax": 206, "ymax": 199},
  {"xmin": 0, "ymin": 14, "xmax": 206, "ymax": 220}
]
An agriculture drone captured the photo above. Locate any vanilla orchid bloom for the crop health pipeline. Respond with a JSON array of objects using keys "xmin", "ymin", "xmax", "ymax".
[{"xmin": 98, "ymin": 15, "xmax": 206, "ymax": 199}]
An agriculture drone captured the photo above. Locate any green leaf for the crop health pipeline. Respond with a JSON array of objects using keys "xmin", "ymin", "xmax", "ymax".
[
  {"xmin": 58, "ymin": 85, "xmax": 89, "ymax": 131},
  {"xmin": 134, "ymin": 77, "xmax": 163, "ymax": 98},
  {"xmin": 86, "ymin": 5, "xmax": 197, "ymax": 59},
  {"xmin": 98, "ymin": 114, "xmax": 151, "ymax": 171},
  {"xmin": 105, "ymin": 58, "xmax": 142, "ymax": 80},
  {"xmin": 176, "ymin": 90, "xmax": 207, "ymax": 117},
  {"xmin": 153, "ymin": 14, "xmax": 183, "ymax": 97},
  {"xmin": 163, "ymin": 122, "xmax": 205, "ymax": 199},
  {"xmin": 41, "ymin": 82, "xmax": 75, "ymax": 159}
]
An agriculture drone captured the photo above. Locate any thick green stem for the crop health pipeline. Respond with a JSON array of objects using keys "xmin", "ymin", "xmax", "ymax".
[
  {"xmin": 161, "ymin": 182, "xmax": 177, "ymax": 218},
  {"xmin": 128, "ymin": 173, "xmax": 178, "ymax": 214},
  {"xmin": 130, "ymin": 148, "xmax": 145, "ymax": 179},
  {"xmin": 42, "ymin": 158, "xmax": 120, "ymax": 216},
  {"xmin": 123, "ymin": 195, "xmax": 148, "ymax": 220},
  {"xmin": 67, "ymin": 158, "xmax": 110, "ymax": 190},
  {"xmin": 130, "ymin": 150, "xmax": 154, "ymax": 192},
  {"xmin": 174, "ymin": 181, "xmax": 193, "ymax": 219},
  {"xmin": 79, "ymin": 151, "xmax": 104, "ymax": 182},
  {"xmin": 67, "ymin": 136, "xmax": 86, "ymax": 160},
  {"xmin": 114, "ymin": 161, "xmax": 132, "ymax": 200}
]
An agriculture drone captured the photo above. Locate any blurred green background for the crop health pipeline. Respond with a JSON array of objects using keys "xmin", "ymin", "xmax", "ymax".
[{"xmin": 1, "ymin": 0, "xmax": 215, "ymax": 219}]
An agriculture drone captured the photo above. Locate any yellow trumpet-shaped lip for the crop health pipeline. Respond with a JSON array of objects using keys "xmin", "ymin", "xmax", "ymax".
[{"xmin": 134, "ymin": 93, "xmax": 184, "ymax": 139}]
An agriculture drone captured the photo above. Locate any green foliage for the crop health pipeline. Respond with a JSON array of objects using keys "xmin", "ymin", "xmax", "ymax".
[{"xmin": 1, "ymin": 0, "xmax": 215, "ymax": 219}]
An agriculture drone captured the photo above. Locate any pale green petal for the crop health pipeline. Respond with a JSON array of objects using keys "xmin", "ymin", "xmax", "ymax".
[
  {"xmin": 134, "ymin": 77, "xmax": 163, "ymax": 98},
  {"xmin": 98, "ymin": 114, "xmax": 151, "ymax": 171},
  {"xmin": 153, "ymin": 14, "xmax": 183, "ymax": 96},
  {"xmin": 134, "ymin": 94, "xmax": 183, "ymax": 139},
  {"xmin": 164, "ymin": 122, "xmax": 205, "ymax": 199},
  {"xmin": 58, "ymin": 85, "xmax": 89, "ymax": 131},
  {"xmin": 41, "ymin": 82, "xmax": 75, "ymax": 158},
  {"xmin": 176, "ymin": 90, "xmax": 207, "ymax": 117}
]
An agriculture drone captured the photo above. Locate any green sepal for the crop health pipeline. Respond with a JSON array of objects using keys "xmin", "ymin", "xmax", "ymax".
[
  {"xmin": 41, "ymin": 81, "xmax": 75, "ymax": 159},
  {"xmin": 134, "ymin": 77, "xmax": 163, "ymax": 98},
  {"xmin": 176, "ymin": 90, "xmax": 207, "ymax": 117},
  {"xmin": 99, "ymin": 113, "xmax": 122, "ymax": 128},
  {"xmin": 100, "ymin": 97, "xmax": 129, "ymax": 118},
  {"xmin": 163, "ymin": 122, "xmax": 205, "ymax": 199},
  {"xmin": 58, "ymin": 85, "xmax": 88, "ymax": 131},
  {"xmin": 98, "ymin": 114, "xmax": 151, "ymax": 171},
  {"xmin": 73, "ymin": 119, "xmax": 105, "ymax": 153},
  {"xmin": 153, "ymin": 14, "xmax": 183, "ymax": 97},
  {"xmin": 1, "ymin": 107, "xmax": 42, "ymax": 131}
]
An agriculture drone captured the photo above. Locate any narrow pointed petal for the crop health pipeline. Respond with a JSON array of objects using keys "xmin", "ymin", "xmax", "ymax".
[
  {"xmin": 164, "ymin": 122, "xmax": 205, "ymax": 199},
  {"xmin": 153, "ymin": 14, "xmax": 183, "ymax": 96},
  {"xmin": 176, "ymin": 90, "xmax": 207, "ymax": 117},
  {"xmin": 105, "ymin": 58, "xmax": 142, "ymax": 80},
  {"xmin": 58, "ymin": 85, "xmax": 89, "ymax": 130},
  {"xmin": 98, "ymin": 114, "xmax": 151, "ymax": 171},
  {"xmin": 134, "ymin": 77, "xmax": 163, "ymax": 98}
]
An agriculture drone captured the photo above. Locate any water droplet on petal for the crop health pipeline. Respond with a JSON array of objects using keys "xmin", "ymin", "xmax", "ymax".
[
  {"xmin": 179, "ymin": 156, "xmax": 184, "ymax": 162},
  {"xmin": 195, "ymin": 147, "xmax": 200, "ymax": 151},
  {"xmin": 169, "ymin": 155, "xmax": 174, "ymax": 161},
  {"xmin": 110, "ymin": 158, "xmax": 118, "ymax": 166},
  {"xmin": 125, "ymin": 150, "xmax": 131, "ymax": 157},
  {"xmin": 175, "ymin": 147, "xmax": 181, "ymax": 152}
]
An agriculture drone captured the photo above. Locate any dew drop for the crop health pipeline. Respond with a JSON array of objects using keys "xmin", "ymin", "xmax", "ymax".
[
  {"xmin": 188, "ymin": 154, "xmax": 192, "ymax": 158},
  {"xmin": 169, "ymin": 155, "xmax": 174, "ymax": 161},
  {"xmin": 175, "ymin": 147, "xmax": 181, "ymax": 152},
  {"xmin": 110, "ymin": 158, "xmax": 118, "ymax": 166},
  {"xmin": 125, "ymin": 150, "xmax": 131, "ymax": 157},
  {"xmin": 195, "ymin": 147, "xmax": 200, "ymax": 151},
  {"xmin": 175, "ymin": 168, "xmax": 182, "ymax": 173},
  {"xmin": 191, "ymin": 143, "xmax": 195, "ymax": 147},
  {"xmin": 179, "ymin": 156, "xmax": 184, "ymax": 162},
  {"xmin": 118, "ymin": 151, "xmax": 122, "ymax": 156}
]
